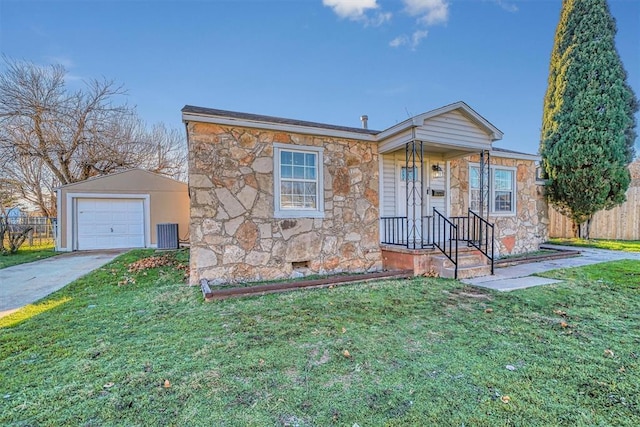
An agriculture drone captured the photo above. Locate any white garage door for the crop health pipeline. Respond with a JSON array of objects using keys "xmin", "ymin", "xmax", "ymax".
[{"xmin": 76, "ymin": 198, "xmax": 145, "ymax": 250}]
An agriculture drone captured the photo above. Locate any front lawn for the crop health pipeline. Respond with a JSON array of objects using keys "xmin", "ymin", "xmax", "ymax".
[
  {"xmin": 549, "ymin": 237, "xmax": 640, "ymax": 252},
  {"xmin": 1, "ymin": 250, "xmax": 638, "ymax": 426},
  {"xmin": 0, "ymin": 244, "xmax": 58, "ymax": 269}
]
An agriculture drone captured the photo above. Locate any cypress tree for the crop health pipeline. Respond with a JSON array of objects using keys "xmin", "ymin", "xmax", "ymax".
[{"xmin": 540, "ymin": 0, "xmax": 638, "ymax": 238}]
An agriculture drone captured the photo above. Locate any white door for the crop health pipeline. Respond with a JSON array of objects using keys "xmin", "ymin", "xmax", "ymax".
[{"xmin": 76, "ymin": 198, "xmax": 145, "ymax": 250}]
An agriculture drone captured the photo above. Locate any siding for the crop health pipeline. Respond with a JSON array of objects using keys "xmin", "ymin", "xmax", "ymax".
[
  {"xmin": 381, "ymin": 154, "xmax": 396, "ymax": 216},
  {"xmin": 418, "ymin": 110, "xmax": 492, "ymax": 147}
]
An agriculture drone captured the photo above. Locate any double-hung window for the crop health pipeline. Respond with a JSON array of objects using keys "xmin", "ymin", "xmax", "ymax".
[
  {"xmin": 469, "ymin": 165, "xmax": 516, "ymax": 215},
  {"xmin": 274, "ymin": 143, "xmax": 324, "ymax": 218}
]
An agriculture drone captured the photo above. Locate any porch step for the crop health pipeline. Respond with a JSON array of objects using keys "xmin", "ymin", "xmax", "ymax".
[
  {"xmin": 431, "ymin": 250, "xmax": 486, "ymax": 269},
  {"xmin": 440, "ymin": 263, "xmax": 492, "ymax": 280},
  {"xmin": 432, "ymin": 249, "xmax": 491, "ymax": 279}
]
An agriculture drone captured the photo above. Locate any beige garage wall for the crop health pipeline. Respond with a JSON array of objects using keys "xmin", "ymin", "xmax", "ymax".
[{"xmin": 57, "ymin": 169, "xmax": 189, "ymax": 250}]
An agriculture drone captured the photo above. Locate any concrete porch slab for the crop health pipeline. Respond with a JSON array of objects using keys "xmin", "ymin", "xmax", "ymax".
[{"xmin": 464, "ymin": 276, "xmax": 563, "ymax": 292}]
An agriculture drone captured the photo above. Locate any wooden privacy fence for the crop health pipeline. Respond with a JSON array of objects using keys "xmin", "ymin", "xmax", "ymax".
[{"xmin": 549, "ymin": 183, "xmax": 640, "ymax": 240}]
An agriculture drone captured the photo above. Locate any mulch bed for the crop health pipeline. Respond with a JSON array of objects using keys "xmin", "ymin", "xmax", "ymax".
[{"xmin": 201, "ymin": 269, "xmax": 413, "ymax": 301}]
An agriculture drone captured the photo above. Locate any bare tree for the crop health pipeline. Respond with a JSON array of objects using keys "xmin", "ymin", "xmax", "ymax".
[{"xmin": 0, "ymin": 57, "xmax": 186, "ymax": 216}]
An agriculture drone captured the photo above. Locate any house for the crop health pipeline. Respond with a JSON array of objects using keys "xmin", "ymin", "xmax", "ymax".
[
  {"xmin": 183, "ymin": 102, "xmax": 548, "ymax": 285},
  {"xmin": 56, "ymin": 169, "xmax": 189, "ymax": 251}
]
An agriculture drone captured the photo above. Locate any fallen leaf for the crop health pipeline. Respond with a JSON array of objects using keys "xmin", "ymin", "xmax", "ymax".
[
  {"xmin": 619, "ymin": 366, "xmax": 625, "ymax": 373},
  {"xmin": 560, "ymin": 321, "xmax": 569, "ymax": 328},
  {"xmin": 259, "ymin": 359, "xmax": 265, "ymax": 366},
  {"xmin": 342, "ymin": 350, "xmax": 351, "ymax": 358},
  {"xmin": 553, "ymin": 309, "xmax": 567, "ymax": 316},
  {"xmin": 484, "ymin": 308, "xmax": 494, "ymax": 314},
  {"xmin": 103, "ymin": 382, "xmax": 114, "ymax": 389},
  {"xmin": 501, "ymin": 395, "xmax": 511, "ymax": 404},
  {"xmin": 341, "ymin": 327, "xmax": 347, "ymax": 334},
  {"xmin": 604, "ymin": 349, "xmax": 615, "ymax": 358},
  {"xmin": 163, "ymin": 379, "xmax": 171, "ymax": 388}
]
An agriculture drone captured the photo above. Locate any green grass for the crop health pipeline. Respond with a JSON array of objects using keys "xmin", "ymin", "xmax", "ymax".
[
  {"xmin": 0, "ymin": 244, "xmax": 58, "ymax": 269},
  {"xmin": 550, "ymin": 237, "xmax": 640, "ymax": 252},
  {"xmin": 1, "ymin": 250, "xmax": 639, "ymax": 426}
]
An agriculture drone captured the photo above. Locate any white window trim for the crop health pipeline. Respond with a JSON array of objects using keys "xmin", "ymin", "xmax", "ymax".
[
  {"xmin": 273, "ymin": 143, "xmax": 325, "ymax": 218},
  {"xmin": 469, "ymin": 163, "xmax": 517, "ymax": 216}
]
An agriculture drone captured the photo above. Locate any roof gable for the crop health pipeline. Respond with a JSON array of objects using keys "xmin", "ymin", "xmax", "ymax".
[
  {"xmin": 58, "ymin": 169, "xmax": 187, "ymax": 192},
  {"xmin": 377, "ymin": 101, "xmax": 503, "ymax": 142}
]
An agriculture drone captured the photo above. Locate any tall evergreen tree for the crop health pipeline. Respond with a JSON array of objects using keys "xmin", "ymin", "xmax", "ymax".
[{"xmin": 540, "ymin": 0, "xmax": 638, "ymax": 238}]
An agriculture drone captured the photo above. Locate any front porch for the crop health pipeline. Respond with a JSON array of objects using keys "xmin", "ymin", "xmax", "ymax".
[
  {"xmin": 379, "ymin": 209, "xmax": 495, "ymax": 279},
  {"xmin": 376, "ymin": 102, "xmax": 503, "ymax": 279}
]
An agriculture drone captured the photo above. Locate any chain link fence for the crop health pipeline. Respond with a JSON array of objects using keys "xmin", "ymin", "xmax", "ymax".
[{"xmin": 2, "ymin": 216, "xmax": 56, "ymax": 248}]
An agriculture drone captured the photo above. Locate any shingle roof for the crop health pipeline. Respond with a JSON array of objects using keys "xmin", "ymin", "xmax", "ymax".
[{"xmin": 182, "ymin": 105, "xmax": 379, "ymax": 136}]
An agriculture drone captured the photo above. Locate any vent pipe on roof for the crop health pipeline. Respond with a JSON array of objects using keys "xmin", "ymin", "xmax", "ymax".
[{"xmin": 360, "ymin": 115, "xmax": 368, "ymax": 129}]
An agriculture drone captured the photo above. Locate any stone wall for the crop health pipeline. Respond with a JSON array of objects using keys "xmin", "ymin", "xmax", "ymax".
[
  {"xmin": 188, "ymin": 122, "xmax": 382, "ymax": 285},
  {"xmin": 449, "ymin": 155, "xmax": 549, "ymax": 257}
]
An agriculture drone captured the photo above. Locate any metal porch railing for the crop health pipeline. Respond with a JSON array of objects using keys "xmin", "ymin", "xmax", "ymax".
[{"xmin": 380, "ymin": 208, "xmax": 495, "ymax": 278}]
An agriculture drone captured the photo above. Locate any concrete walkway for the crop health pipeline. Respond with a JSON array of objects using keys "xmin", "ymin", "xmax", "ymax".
[
  {"xmin": 464, "ymin": 244, "xmax": 640, "ymax": 292},
  {"xmin": 0, "ymin": 250, "xmax": 126, "ymax": 317}
]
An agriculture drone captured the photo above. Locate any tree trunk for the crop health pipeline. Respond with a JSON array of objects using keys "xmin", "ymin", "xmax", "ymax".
[
  {"xmin": 583, "ymin": 216, "xmax": 592, "ymax": 240},
  {"xmin": 572, "ymin": 219, "xmax": 580, "ymax": 238}
]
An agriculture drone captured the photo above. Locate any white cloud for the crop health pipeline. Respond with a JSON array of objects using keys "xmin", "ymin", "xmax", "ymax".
[
  {"xmin": 323, "ymin": 0, "xmax": 379, "ymax": 20},
  {"xmin": 323, "ymin": 0, "xmax": 391, "ymax": 27},
  {"xmin": 403, "ymin": 0, "xmax": 449, "ymax": 25},
  {"xmin": 411, "ymin": 29, "xmax": 429, "ymax": 48},
  {"xmin": 389, "ymin": 35, "xmax": 408, "ymax": 48},
  {"xmin": 492, "ymin": 0, "xmax": 519, "ymax": 12},
  {"xmin": 368, "ymin": 11, "xmax": 392, "ymax": 26},
  {"xmin": 389, "ymin": 29, "xmax": 429, "ymax": 50}
]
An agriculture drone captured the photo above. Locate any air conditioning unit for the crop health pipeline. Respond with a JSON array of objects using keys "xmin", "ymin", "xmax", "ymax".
[{"xmin": 157, "ymin": 223, "xmax": 179, "ymax": 250}]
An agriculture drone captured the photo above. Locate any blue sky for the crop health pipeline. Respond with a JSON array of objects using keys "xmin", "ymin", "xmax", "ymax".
[{"xmin": 1, "ymin": 0, "xmax": 638, "ymax": 155}]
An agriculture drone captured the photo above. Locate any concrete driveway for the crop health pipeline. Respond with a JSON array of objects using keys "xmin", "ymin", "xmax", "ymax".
[{"xmin": 0, "ymin": 250, "xmax": 126, "ymax": 317}]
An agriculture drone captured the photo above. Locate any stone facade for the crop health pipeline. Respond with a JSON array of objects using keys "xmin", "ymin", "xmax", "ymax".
[
  {"xmin": 449, "ymin": 154, "xmax": 549, "ymax": 257},
  {"xmin": 188, "ymin": 122, "xmax": 382, "ymax": 285}
]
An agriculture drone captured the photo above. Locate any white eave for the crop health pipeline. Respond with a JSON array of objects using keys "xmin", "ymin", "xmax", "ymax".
[{"xmin": 491, "ymin": 148, "xmax": 541, "ymax": 161}]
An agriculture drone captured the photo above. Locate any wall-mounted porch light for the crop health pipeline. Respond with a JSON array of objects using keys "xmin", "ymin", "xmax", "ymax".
[{"xmin": 431, "ymin": 163, "xmax": 444, "ymax": 178}]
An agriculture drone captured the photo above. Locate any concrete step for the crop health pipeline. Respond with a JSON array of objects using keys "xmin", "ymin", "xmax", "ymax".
[
  {"xmin": 432, "ymin": 252, "xmax": 487, "ymax": 269},
  {"xmin": 440, "ymin": 263, "xmax": 492, "ymax": 280}
]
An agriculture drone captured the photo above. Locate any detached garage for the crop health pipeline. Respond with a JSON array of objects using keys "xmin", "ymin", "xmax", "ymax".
[{"xmin": 56, "ymin": 169, "xmax": 189, "ymax": 251}]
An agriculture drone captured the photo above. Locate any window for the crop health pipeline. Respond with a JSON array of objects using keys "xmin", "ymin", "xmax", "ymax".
[
  {"xmin": 274, "ymin": 144, "xmax": 324, "ymax": 218},
  {"xmin": 493, "ymin": 169, "xmax": 514, "ymax": 213},
  {"xmin": 469, "ymin": 165, "xmax": 515, "ymax": 215},
  {"xmin": 400, "ymin": 166, "xmax": 418, "ymax": 181}
]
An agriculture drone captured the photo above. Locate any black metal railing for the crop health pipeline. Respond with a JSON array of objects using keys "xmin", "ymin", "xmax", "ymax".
[
  {"xmin": 467, "ymin": 209, "xmax": 495, "ymax": 274},
  {"xmin": 380, "ymin": 209, "xmax": 495, "ymax": 279},
  {"xmin": 432, "ymin": 208, "xmax": 459, "ymax": 279},
  {"xmin": 420, "ymin": 215, "xmax": 434, "ymax": 248},
  {"xmin": 449, "ymin": 216, "xmax": 468, "ymax": 242},
  {"xmin": 380, "ymin": 217, "xmax": 407, "ymax": 246},
  {"xmin": 380, "ymin": 216, "xmax": 435, "ymax": 248}
]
